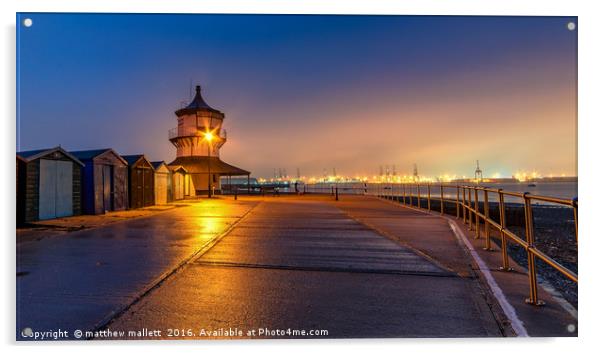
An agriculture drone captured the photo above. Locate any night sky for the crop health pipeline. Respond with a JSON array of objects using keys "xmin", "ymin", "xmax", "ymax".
[{"xmin": 17, "ymin": 14, "xmax": 577, "ymax": 178}]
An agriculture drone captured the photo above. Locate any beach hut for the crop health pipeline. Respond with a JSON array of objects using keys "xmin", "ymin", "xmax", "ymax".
[
  {"xmin": 168, "ymin": 165, "xmax": 188, "ymax": 201},
  {"xmin": 71, "ymin": 149, "xmax": 129, "ymax": 214},
  {"xmin": 16, "ymin": 155, "xmax": 26, "ymax": 225},
  {"xmin": 16, "ymin": 147, "xmax": 84, "ymax": 222},
  {"xmin": 151, "ymin": 161, "xmax": 170, "ymax": 205},
  {"xmin": 122, "ymin": 155, "xmax": 155, "ymax": 209}
]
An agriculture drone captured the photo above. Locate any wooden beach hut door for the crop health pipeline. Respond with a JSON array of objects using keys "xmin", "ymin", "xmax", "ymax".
[
  {"xmin": 155, "ymin": 173, "xmax": 168, "ymax": 205},
  {"xmin": 173, "ymin": 173, "xmax": 184, "ymax": 200},
  {"xmin": 113, "ymin": 166, "xmax": 128, "ymax": 210},
  {"xmin": 132, "ymin": 168, "xmax": 144, "ymax": 209},
  {"xmin": 39, "ymin": 159, "xmax": 73, "ymax": 220},
  {"xmin": 143, "ymin": 168, "xmax": 154, "ymax": 207},
  {"xmin": 102, "ymin": 165, "xmax": 114, "ymax": 212}
]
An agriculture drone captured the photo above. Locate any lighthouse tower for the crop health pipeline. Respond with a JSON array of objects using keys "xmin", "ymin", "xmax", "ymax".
[{"xmin": 168, "ymin": 85, "xmax": 250, "ymax": 196}]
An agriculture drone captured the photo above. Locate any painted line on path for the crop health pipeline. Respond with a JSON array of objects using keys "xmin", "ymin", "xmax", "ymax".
[{"xmin": 448, "ymin": 218, "xmax": 529, "ymax": 337}]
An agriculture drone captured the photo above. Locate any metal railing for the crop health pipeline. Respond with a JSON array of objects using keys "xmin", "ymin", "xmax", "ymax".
[
  {"xmin": 302, "ymin": 183, "xmax": 367, "ymax": 195},
  {"xmin": 369, "ymin": 183, "xmax": 577, "ymax": 306}
]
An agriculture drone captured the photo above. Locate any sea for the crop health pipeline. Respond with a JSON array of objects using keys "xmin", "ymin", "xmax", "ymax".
[{"xmin": 302, "ymin": 181, "xmax": 578, "ymax": 206}]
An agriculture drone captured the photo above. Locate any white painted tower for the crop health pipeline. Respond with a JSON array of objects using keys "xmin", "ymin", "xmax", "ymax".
[
  {"xmin": 168, "ymin": 85, "xmax": 249, "ymax": 195},
  {"xmin": 169, "ymin": 85, "xmax": 227, "ymax": 158}
]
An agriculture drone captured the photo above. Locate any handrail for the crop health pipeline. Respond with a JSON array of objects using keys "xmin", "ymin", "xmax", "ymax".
[{"xmin": 368, "ymin": 182, "xmax": 577, "ymax": 306}]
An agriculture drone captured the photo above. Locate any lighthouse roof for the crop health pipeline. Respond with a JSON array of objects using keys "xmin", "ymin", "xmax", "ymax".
[{"xmin": 175, "ymin": 85, "xmax": 222, "ymax": 116}]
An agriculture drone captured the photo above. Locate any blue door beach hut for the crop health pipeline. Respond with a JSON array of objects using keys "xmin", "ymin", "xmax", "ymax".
[
  {"xmin": 71, "ymin": 149, "xmax": 129, "ymax": 214},
  {"xmin": 16, "ymin": 147, "xmax": 84, "ymax": 222}
]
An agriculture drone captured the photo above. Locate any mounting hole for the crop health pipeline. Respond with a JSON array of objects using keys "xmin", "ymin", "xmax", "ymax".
[
  {"xmin": 21, "ymin": 327, "xmax": 33, "ymax": 337},
  {"xmin": 567, "ymin": 324, "xmax": 576, "ymax": 333},
  {"xmin": 567, "ymin": 22, "xmax": 576, "ymax": 31},
  {"xmin": 23, "ymin": 18, "xmax": 33, "ymax": 27}
]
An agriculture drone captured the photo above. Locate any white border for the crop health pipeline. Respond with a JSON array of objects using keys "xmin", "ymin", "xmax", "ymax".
[{"xmin": 2, "ymin": 1, "xmax": 601, "ymax": 353}]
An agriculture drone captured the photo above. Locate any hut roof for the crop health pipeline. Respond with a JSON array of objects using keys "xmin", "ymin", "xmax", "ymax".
[
  {"xmin": 151, "ymin": 161, "xmax": 170, "ymax": 173},
  {"xmin": 168, "ymin": 156, "xmax": 249, "ymax": 175},
  {"xmin": 121, "ymin": 155, "xmax": 153, "ymax": 169},
  {"xmin": 175, "ymin": 85, "xmax": 222, "ymax": 116},
  {"xmin": 17, "ymin": 146, "xmax": 84, "ymax": 166},
  {"xmin": 151, "ymin": 161, "xmax": 167, "ymax": 170},
  {"xmin": 167, "ymin": 165, "xmax": 188, "ymax": 173},
  {"xmin": 70, "ymin": 148, "xmax": 128, "ymax": 165}
]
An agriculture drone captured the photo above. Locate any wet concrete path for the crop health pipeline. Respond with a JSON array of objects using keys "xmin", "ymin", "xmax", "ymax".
[
  {"xmin": 16, "ymin": 199, "xmax": 258, "ymax": 338},
  {"xmin": 108, "ymin": 196, "xmax": 503, "ymax": 338}
]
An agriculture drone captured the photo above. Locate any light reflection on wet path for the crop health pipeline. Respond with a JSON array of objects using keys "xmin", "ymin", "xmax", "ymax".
[{"xmin": 16, "ymin": 198, "xmax": 258, "ymax": 337}]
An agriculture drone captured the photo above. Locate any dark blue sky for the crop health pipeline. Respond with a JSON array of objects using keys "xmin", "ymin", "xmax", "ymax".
[{"xmin": 17, "ymin": 14, "xmax": 577, "ymax": 178}]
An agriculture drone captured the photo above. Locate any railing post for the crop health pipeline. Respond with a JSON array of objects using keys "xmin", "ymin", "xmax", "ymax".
[
  {"xmin": 440, "ymin": 184, "xmax": 444, "ymax": 215},
  {"xmin": 417, "ymin": 183, "xmax": 421, "ymax": 209},
  {"xmin": 474, "ymin": 188, "xmax": 480, "ymax": 239},
  {"xmin": 234, "ymin": 187, "xmax": 238, "ymax": 200},
  {"xmin": 524, "ymin": 193, "xmax": 544, "ymax": 306},
  {"xmin": 335, "ymin": 186, "xmax": 339, "ymax": 201},
  {"xmin": 498, "ymin": 190, "xmax": 512, "ymax": 271},
  {"xmin": 483, "ymin": 190, "xmax": 492, "ymax": 250},
  {"xmin": 402, "ymin": 183, "xmax": 406, "ymax": 205},
  {"xmin": 468, "ymin": 188, "xmax": 473, "ymax": 230},
  {"xmin": 462, "ymin": 186, "xmax": 467, "ymax": 224},
  {"xmin": 455, "ymin": 185, "xmax": 460, "ymax": 218},
  {"xmin": 426, "ymin": 182, "xmax": 431, "ymax": 211}
]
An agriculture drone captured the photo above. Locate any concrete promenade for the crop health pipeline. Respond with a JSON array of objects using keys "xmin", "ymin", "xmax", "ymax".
[{"xmin": 17, "ymin": 195, "xmax": 577, "ymax": 339}]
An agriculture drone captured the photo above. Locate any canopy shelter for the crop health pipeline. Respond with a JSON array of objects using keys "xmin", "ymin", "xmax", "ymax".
[{"xmin": 168, "ymin": 156, "xmax": 250, "ymax": 195}]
